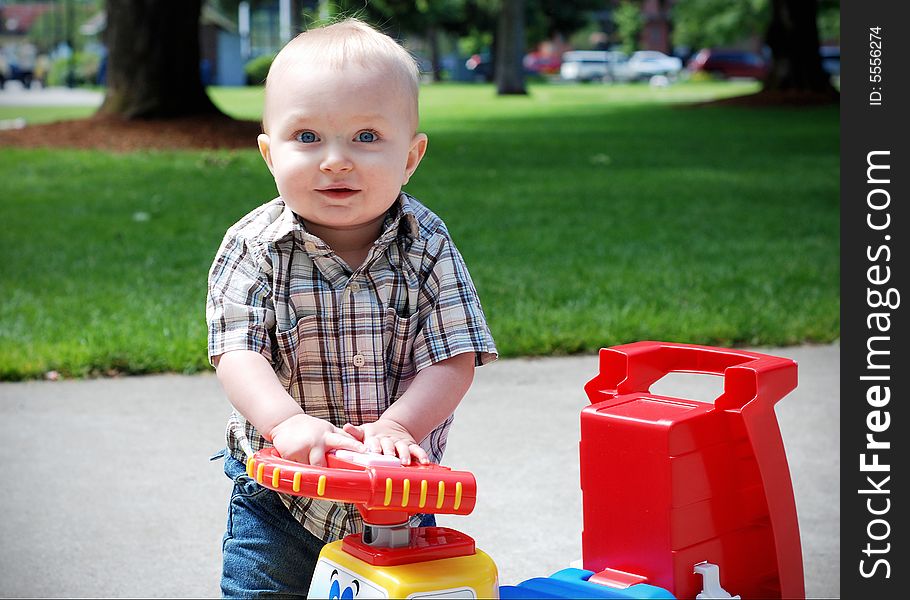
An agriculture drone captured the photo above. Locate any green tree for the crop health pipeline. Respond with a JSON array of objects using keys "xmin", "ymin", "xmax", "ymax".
[
  {"xmin": 334, "ymin": 0, "xmax": 469, "ymax": 81},
  {"xmin": 15, "ymin": 0, "xmax": 93, "ymax": 54},
  {"xmin": 28, "ymin": 5, "xmax": 64, "ymax": 54},
  {"xmin": 526, "ymin": 0, "xmax": 603, "ymax": 44},
  {"xmin": 672, "ymin": 0, "xmax": 837, "ymax": 98},
  {"xmin": 613, "ymin": 1, "xmax": 643, "ymax": 54},
  {"xmin": 816, "ymin": 0, "xmax": 839, "ymax": 42},
  {"xmin": 672, "ymin": 0, "xmax": 768, "ymax": 51}
]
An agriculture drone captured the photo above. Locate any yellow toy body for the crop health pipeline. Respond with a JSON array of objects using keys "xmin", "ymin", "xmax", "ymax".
[{"xmin": 308, "ymin": 539, "xmax": 499, "ymax": 599}]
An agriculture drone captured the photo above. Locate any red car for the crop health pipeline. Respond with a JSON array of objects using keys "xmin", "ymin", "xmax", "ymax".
[
  {"xmin": 523, "ymin": 51, "xmax": 561, "ymax": 75},
  {"xmin": 688, "ymin": 48, "xmax": 768, "ymax": 80}
]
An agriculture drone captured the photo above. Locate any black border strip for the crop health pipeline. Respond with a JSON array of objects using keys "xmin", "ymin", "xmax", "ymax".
[{"xmin": 841, "ymin": 1, "xmax": 907, "ymax": 597}]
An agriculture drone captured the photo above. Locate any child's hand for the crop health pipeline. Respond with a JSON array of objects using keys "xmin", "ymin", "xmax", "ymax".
[
  {"xmin": 269, "ymin": 413, "xmax": 365, "ymax": 466},
  {"xmin": 342, "ymin": 420, "xmax": 429, "ymax": 465}
]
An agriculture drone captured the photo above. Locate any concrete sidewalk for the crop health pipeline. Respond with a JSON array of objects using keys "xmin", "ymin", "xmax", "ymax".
[
  {"xmin": 0, "ymin": 83, "xmax": 103, "ymax": 107},
  {"xmin": 0, "ymin": 345, "xmax": 839, "ymax": 598}
]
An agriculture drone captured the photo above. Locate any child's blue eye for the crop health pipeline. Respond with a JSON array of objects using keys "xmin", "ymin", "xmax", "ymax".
[
  {"xmin": 296, "ymin": 131, "xmax": 318, "ymax": 143},
  {"xmin": 356, "ymin": 131, "xmax": 377, "ymax": 143}
]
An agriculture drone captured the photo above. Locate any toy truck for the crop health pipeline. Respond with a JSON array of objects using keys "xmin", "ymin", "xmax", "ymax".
[{"xmin": 247, "ymin": 341, "xmax": 805, "ymax": 599}]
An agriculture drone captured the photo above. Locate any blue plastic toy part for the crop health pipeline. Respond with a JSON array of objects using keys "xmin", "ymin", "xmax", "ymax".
[{"xmin": 500, "ymin": 568, "xmax": 676, "ymax": 599}]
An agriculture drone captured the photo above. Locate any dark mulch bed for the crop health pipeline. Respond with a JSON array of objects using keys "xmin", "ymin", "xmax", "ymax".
[
  {"xmin": 693, "ymin": 89, "xmax": 840, "ymax": 108},
  {"xmin": 0, "ymin": 113, "xmax": 262, "ymax": 152}
]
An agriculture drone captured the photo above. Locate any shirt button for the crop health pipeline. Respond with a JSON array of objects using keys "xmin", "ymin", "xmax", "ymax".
[
  {"xmin": 352, "ymin": 354, "xmax": 366, "ymax": 367},
  {"xmin": 349, "ymin": 282, "xmax": 360, "ymax": 293},
  {"xmin": 304, "ymin": 241, "xmax": 317, "ymax": 252}
]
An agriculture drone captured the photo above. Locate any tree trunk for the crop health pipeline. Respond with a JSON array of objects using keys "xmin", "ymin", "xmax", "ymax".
[
  {"xmin": 495, "ymin": 0, "xmax": 527, "ymax": 95},
  {"xmin": 98, "ymin": 0, "xmax": 223, "ymax": 119},
  {"xmin": 763, "ymin": 0, "xmax": 837, "ymax": 95},
  {"xmin": 427, "ymin": 24, "xmax": 441, "ymax": 83}
]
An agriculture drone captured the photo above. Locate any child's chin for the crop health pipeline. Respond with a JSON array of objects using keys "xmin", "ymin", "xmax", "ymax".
[{"xmin": 309, "ymin": 214, "xmax": 379, "ymax": 231}]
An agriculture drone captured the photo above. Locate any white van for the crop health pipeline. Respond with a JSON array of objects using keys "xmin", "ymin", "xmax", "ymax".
[{"xmin": 559, "ymin": 50, "xmax": 627, "ymax": 82}]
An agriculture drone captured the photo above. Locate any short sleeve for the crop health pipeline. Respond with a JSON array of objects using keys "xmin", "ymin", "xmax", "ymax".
[
  {"xmin": 206, "ymin": 233, "xmax": 276, "ymax": 366},
  {"xmin": 412, "ymin": 234, "xmax": 497, "ymax": 371}
]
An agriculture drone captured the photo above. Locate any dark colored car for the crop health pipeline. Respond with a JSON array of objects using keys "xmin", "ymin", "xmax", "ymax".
[
  {"xmin": 465, "ymin": 53, "xmax": 493, "ymax": 82},
  {"xmin": 820, "ymin": 46, "xmax": 840, "ymax": 77},
  {"xmin": 1, "ymin": 65, "xmax": 35, "ymax": 88},
  {"xmin": 687, "ymin": 48, "xmax": 768, "ymax": 80},
  {"xmin": 465, "ymin": 52, "xmax": 538, "ymax": 82}
]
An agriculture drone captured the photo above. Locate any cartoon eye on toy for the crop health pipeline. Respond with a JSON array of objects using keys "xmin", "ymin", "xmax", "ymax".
[{"xmin": 329, "ymin": 568, "xmax": 361, "ymax": 599}]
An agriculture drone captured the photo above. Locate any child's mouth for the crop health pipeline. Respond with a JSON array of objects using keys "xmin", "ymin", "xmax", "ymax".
[{"xmin": 316, "ymin": 188, "xmax": 359, "ymax": 200}]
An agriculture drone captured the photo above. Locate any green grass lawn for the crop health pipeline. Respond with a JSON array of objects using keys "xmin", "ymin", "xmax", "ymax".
[
  {"xmin": 0, "ymin": 104, "xmax": 99, "ymax": 124},
  {"xmin": 0, "ymin": 81, "xmax": 839, "ymax": 380}
]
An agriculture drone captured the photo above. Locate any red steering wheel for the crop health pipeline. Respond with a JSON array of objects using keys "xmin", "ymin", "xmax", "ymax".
[{"xmin": 247, "ymin": 448, "xmax": 477, "ymax": 523}]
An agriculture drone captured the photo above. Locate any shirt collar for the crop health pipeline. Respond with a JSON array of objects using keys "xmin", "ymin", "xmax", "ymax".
[
  {"xmin": 264, "ymin": 193, "xmax": 422, "ymax": 246},
  {"xmin": 378, "ymin": 192, "xmax": 422, "ymax": 244}
]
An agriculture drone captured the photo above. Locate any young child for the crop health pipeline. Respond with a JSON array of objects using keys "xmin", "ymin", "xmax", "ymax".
[{"xmin": 206, "ymin": 18, "xmax": 497, "ymax": 596}]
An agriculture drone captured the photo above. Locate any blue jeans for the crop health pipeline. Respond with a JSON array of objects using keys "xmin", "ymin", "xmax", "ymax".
[{"xmin": 218, "ymin": 452, "xmax": 435, "ymax": 598}]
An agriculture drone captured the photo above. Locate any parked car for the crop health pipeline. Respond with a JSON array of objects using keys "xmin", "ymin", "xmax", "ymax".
[
  {"xmin": 618, "ymin": 51, "xmax": 684, "ymax": 81},
  {"xmin": 0, "ymin": 47, "xmax": 36, "ymax": 89},
  {"xmin": 559, "ymin": 50, "xmax": 627, "ymax": 82},
  {"xmin": 820, "ymin": 45, "xmax": 840, "ymax": 77},
  {"xmin": 465, "ymin": 53, "xmax": 493, "ymax": 82},
  {"xmin": 687, "ymin": 48, "xmax": 768, "ymax": 80},
  {"xmin": 523, "ymin": 51, "xmax": 561, "ymax": 75},
  {"xmin": 465, "ymin": 52, "xmax": 538, "ymax": 82},
  {"xmin": 0, "ymin": 61, "xmax": 35, "ymax": 89}
]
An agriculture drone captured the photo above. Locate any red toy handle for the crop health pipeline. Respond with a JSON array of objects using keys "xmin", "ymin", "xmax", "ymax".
[
  {"xmin": 585, "ymin": 341, "xmax": 804, "ymax": 598},
  {"xmin": 246, "ymin": 448, "xmax": 477, "ymax": 519},
  {"xmin": 584, "ymin": 340, "xmax": 797, "ymax": 411}
]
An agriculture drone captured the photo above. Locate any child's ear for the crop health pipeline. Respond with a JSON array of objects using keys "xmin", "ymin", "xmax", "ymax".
[
  {"xmin": 257, "ymin": 133, "xmax": 275, "ymax": 175},
  {"xmin": 402, "ymin": 133, "xmax": 428, "ymax": 185}
]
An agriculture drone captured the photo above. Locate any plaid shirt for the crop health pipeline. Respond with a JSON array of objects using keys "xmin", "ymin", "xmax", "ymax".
[{"xmin": 206, "ymin": 192, "xmax": 497, "ymax": 542}]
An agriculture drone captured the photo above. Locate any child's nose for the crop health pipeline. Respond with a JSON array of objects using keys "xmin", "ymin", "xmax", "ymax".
[{"xmin": 320, "ymin": 144, "xmax": 354, "ymax": 173}]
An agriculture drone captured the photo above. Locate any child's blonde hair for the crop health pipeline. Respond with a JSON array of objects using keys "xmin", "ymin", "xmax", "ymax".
[{"xmin": 263, "ymin": 18, "xmax": 421, "ymax": 131}]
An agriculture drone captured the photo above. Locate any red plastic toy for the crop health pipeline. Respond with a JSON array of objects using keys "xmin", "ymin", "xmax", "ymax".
[
  {"xmin": 247, "ymin": 447, "xmax": 476, "ymax": 520},
  {"xmin": 242, "ymin": 340, "xmax": 805, "ymax": 599},
  {"xmin": 581, "ymin": 341, "xmax": 804, "ymax": 599},
  {"xmin": 247, "ymin": 446, "xmax": 500, "ymax": 599}
]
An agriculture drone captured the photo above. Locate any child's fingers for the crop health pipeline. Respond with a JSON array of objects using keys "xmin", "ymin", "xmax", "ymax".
[
  {"xmin": 409, "ymin": 443, "xmax": 429, "ymax": 464},
  {"xmin": 379, "ymin": 436, "xmax": 397, "ymax": 457},
  {"xmin": 272, "ymin": 438, "xmax": 313, "ymax": 464},
  {"xmin": 341, "ymin": 423, "xmax": 365, "ymax": 441},
  {"xmin": 325, "ymin": 431, "xmax": 366, "ymax": 454},
  {"xmin": 280, "ymin": 446, "xmax": 311, "ymax": 464},
  {"xmin": 364, "ymin": 437, "xmax": 382, "ymax": 454},
  {"xmin": 394, "ymin": 439, "xmax": 412, "ymax": 465},
  {"xmin": 308, "ymin": 445, "xmax": 327, "ymax": 467}
]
